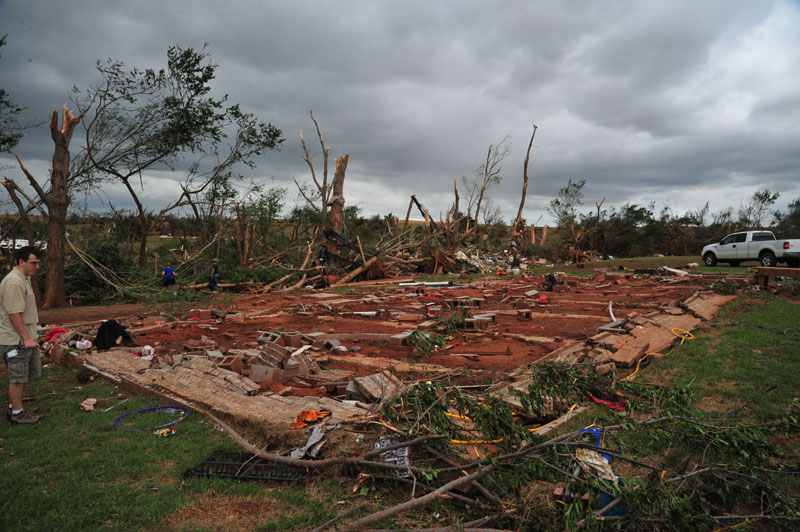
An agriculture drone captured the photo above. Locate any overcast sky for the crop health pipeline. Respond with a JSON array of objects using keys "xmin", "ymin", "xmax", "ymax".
[{"xmin": 1, "ymin": 0, "xmax": 799, "ymax": 225}]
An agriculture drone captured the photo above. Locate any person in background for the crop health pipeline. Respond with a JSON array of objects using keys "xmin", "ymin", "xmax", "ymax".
[
  {"xmin": 1, "ymin": 246, "xmax": 44, "ymax": 424},
  {"xmin": 161, "ymin": 263, "xmax": 176, "ymax": 287},
  {"xmin": 209, "ymin": 259, "xmax": 220, "ymax": 292}
]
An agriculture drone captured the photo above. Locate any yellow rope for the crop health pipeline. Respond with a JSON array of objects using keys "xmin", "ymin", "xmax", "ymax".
[
  {"xmin": 713, "ymin": 518, "xmax": 755, "ymax": 532},
  {"xmin": 449, "ymin": 404, "xmax": 578, "ymax": 445},
  {"xmin": 619, "ymin": 328, "xmax": 694, "ymax": 382}
]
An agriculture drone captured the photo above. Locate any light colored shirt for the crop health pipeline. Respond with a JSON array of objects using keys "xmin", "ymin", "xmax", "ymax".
[{"xmin": 0, "ymin": 267, "xmax": 39, "ymax": 344}]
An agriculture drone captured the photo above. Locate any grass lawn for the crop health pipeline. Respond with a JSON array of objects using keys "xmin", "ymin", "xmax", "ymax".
[{"xmin": 2, "ymin": 288, "xmax": 798, "ymax": 531}]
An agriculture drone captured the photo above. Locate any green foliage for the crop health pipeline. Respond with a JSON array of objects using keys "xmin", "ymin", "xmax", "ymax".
[
  {"xmin": 439, "ymin": 307, "xmax": 471, "ymax": 335},
  {"xmin": 549, "ymin": 178, "xmax": 586, "ymax": 228},
  {"xmin": 0, "ymin": 35, "xmax": 25, "ymax": 153},
  {"xmin": 772, "ymin": 196, "xmax": 800, "ymax": 238},
  {"xmin": 738, "ymin": 188, "xmax": 780, "ymax": 228},
  {"xmin": 69, "ymin": 45, "xmax": 285, "ymax": 256},
  {"xmin": 406, "ymin": 331, "xmax": 448, "ymax": 356},
  {"xmin": 64, "ymin": 239, "xmax": 143, "ymax": 304}
]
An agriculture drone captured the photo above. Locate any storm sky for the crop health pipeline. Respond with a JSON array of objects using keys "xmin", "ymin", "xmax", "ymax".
[{"xmin": 1, "ymin": 0, "xmax": 799, "ymax": 225}]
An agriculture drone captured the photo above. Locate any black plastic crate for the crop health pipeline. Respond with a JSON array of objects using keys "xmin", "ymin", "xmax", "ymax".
[{"xmin": 184, "ymin": 450, "xmax": 311, "ymax": 484}]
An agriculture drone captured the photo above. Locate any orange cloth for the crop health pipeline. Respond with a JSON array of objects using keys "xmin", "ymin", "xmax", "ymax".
[{"xmin": 291, "ymin": 409, "xmax": 331, "ymax": 429}]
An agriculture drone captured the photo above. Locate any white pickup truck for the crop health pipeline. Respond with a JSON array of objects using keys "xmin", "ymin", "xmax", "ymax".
[{"xmin": 702, "ymin": 231, "xmax": 800, "ymax": 267}]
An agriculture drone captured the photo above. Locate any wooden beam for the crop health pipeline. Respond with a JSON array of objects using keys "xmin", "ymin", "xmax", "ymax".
[{"xmin": 332, "ymin": 255, "xmax": 379, "ymax": 285}]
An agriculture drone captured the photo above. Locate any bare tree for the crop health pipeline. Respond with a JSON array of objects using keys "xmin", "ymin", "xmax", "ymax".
[
  {"xmin": 512, "ymin": 123, "xmax": 538, "ymax": 244},
  {"xmin": 294, "ymin": 110, "xmax": 349, "ymax": 254},
  {"xmin": 464, "ymin": 135, "xmax": 510, "ymax": 237}
]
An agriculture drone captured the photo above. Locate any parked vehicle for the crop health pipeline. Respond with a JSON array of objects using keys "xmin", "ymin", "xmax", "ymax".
[{"xmin": 702, "ymin": 231, "xmax": 800, "ymax": 267}]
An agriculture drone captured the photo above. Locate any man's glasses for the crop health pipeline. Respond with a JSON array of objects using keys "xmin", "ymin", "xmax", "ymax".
[{"xmin": 25, "ymin": 260, "xmax": 41, "ymax": 265}]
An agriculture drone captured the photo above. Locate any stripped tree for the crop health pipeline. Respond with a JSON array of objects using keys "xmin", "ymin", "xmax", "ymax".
[
  {"xmin": 464, "ymin": 135, "xmax": 510, "ymax": 238},
  {"xmin": 294, "ymin": 110, "xmax": 349, "ymax": 256},
  {"xmin": 7, "ymin": 105, "xmax": 85, "ymax": 307},
  {"xmin": 512, "ymin": 123, "xmax": 538, "ymax": 247}
]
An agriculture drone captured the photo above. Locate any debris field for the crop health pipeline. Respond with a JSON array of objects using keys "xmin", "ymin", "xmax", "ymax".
[{"xmin": 47, "ymin": 268, "xmax": 735, "ymax": 431}]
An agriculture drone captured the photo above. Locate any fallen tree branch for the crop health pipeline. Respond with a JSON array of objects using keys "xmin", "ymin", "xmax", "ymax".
[{"xmin": 340, "ymin": 462, "xmax": 499, "ymax": 531}]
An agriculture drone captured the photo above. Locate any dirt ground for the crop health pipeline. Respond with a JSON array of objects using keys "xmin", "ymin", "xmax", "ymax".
[
  {"xmin": 39, "ymin": 303, "xmax": 148, "ymax": 326},
  {"xmin": 42, "ymin": 267, "xmax": 735, "ymax": 403}
]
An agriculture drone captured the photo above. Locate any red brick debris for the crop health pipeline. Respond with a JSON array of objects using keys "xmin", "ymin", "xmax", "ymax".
[{"xmin": 45, "ymin": 269, "xmax": 737, "ymax": 430}]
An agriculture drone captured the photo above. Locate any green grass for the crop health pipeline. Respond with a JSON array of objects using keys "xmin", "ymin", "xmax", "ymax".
[
  {"xmin": 0, "ymin": 365, "xmax": 275, "ymax": 532},
  {"xmin": 640, "ymin": 292, "xmax": 800, "ymax": 422}
]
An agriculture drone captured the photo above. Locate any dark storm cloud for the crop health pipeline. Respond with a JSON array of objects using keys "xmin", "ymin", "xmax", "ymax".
[{"xmin": 1, "ymin": 0, "xmax": 798, "ymax": 223}]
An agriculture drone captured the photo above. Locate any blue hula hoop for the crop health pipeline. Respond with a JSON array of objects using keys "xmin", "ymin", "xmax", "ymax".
[{"xmin": 113, "ymin": 405, "xmax": 190, "ymax": 431}]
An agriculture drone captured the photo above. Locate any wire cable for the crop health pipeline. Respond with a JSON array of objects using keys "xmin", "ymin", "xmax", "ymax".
[{"xmin": 113, "ymin": 405, "xmax": 190, "ymax": 431}]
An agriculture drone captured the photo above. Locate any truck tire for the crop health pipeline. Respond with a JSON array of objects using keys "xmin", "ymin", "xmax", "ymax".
[
  {"xmin": 729, "ymin": 260, "xmax": 741, "ymax": 267},
  {"xmin": 759, "ymin": 251, "xmax": 777, "ymax": 267},
  {"xmin": 703, "ymin": 253, "xmax": 717, "ymax": 266}
]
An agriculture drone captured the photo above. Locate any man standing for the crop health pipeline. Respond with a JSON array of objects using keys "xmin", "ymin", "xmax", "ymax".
[
  {"xmin": 161, "ymin": 263, "xmax": 176, "ymax": 287},
  {"xmin": 1, "ymin": 246, "xmax": 43, "ymax": 424},
  {"xmin": 209, "ymin": 259, "xmax": 219, "ymax": 292}
]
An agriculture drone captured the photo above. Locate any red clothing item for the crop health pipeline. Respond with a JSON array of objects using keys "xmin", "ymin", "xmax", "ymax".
[{"xmin": 291, "ymin": 409, "xmax": 331, "ymax": 429}]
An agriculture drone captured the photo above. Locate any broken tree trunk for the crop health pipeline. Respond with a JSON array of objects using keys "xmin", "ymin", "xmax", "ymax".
[
  {"xmin": 14, "ymin": 105, "xmax": 84, "ymax": 308},
  {"xmin": 46, "ymin": 106, "xmax": 84, "ymax": 307},
  {"xmin": 512, "ymin": 123, "xmax": 538, "ymax": 246},
  {"xmin": 326, "ymin": 153, "xmax": 348, "ymax": 255}
]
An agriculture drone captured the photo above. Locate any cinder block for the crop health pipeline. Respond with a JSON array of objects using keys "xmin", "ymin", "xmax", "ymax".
[
  {"xmin": 475, "ymin": 316, "xmax": 493, "ymax": 329},
  {"xmin": 249, "ymin": 364, "xmax": 272, "ymax": 381},
  {"xmin": 516, "ymin": 309, "xmax": 533, "ymax": 319},
  {"xmin": 282, "ymin": 362, "xmax": 301, "ymax": 379},
  {"xmin": 257, "ymin": 367, "xmax": 285, "ymax": 385},
  {"xmin": 474, "ymin": 313, "xmax": 497, "ymax": 324},
  {"xmin": 389, "ymin": 330, "xmax": 415, "ymax": 347},
  {"xmin": 288, "ymin": 352, "xmax": 312, "ymax": 376},
  {"xmin": 257, "ymin": 332, "xmax": 280, "ymax": 344},
  {"xmin": 470, "ymin": 297, "xmax": 485, "ymax": 308},
  {"xmin": 217, "ymin": 355, "xmax": 244, "ymax": 374},
  {"xmin": 261, "ymin": 343, "xmax": 291, "ymax": 363},
  {"xmin": 281, "ymin": 332, "xmax": 304, "ymax": 348}
]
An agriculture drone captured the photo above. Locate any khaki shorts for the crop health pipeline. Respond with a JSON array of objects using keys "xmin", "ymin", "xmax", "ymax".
[{"xmin": 2, "ymin": 345, "xmax": 41, "ymax": 384}]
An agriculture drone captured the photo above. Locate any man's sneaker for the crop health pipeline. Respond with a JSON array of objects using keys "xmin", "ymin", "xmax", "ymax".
[
  {"xmin": 6, "ymin": 406, "xmax": 38, "ymax": 419},
  {"xmin": 9, "ymin": 410, "xmax": 42, "ymax": 424}
]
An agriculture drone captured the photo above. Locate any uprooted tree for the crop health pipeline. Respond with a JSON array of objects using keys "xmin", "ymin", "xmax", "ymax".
[{"xmin": 71, "ymin": 45, "xmax": 284, "ymax": 266}]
